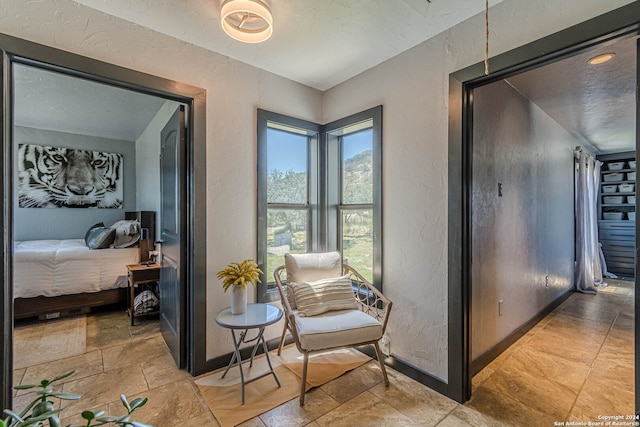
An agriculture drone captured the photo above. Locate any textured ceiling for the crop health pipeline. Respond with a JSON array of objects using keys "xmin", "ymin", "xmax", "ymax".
[
  {"xmin": 507, "ymin": 35, "xmax": 637, "ymax": 154},
  {"xmin": 13, "ymin": 64, "xmax": 167, "ymax": 141},
  {"xmin": 9, "ymin": 1, "xmax": 637, "ymax": 152},
  {"xmin": 71, "ymin": 0, "xmax": 506, "ymax": 91}
]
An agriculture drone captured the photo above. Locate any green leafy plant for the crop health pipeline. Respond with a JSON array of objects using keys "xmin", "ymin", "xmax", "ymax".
[
  {"xmin": 2, "ymin": 371, "xmax": 151, "ymax": 427},
  {"xmin": 217, "ymin": 259, "xmax": 263, "ymax": 292}
]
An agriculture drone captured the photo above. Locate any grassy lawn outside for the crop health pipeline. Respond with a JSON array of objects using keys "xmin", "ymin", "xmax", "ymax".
[{"xmin": 266, "ymin": 211, "xmax": 373, "ymax": 285}]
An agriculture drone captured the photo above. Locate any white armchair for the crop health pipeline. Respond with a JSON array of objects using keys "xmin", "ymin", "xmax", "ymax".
[{"xmin": 273, "ymin": 251, "xmax": 392, "ymax": 405}]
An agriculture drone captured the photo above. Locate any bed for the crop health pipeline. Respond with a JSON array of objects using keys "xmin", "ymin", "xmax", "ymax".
[{"xmin": 13, "ymin": 211, "xmax": 156, "ymax": 320}]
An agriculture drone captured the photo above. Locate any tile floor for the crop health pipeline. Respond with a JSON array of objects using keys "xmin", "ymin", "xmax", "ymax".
[{"xmin": 11, "ymin": 279, "xmax": 635, "ymax": 426}]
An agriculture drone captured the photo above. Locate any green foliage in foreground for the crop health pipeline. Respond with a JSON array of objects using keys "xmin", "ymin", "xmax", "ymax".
[{"xmin": 2, "ymin": 371, "xmax": 150, "ymax": 427}]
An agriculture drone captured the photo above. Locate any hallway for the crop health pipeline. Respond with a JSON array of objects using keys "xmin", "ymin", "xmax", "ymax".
[{"xmin": 470, "ymin": 279, "xmax": 635, "ymax": 425}]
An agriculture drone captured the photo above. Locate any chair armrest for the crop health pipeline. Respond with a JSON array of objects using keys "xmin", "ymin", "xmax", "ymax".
[
  {"xmin": 274, "ymin": 265, "xmax": 304, "ymax": 350},
  {"xmin": 274, "ymin": 265, "xmax": 294, "ymax": 316},
  {"xmin": 343, "ymin": 264, "xmax": 392, "ymax": 335}
]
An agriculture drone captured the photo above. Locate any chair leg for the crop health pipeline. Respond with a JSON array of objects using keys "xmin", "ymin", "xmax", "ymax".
[
  {"xmin": 299, "ymin": 352, "xmax": 309, "ymax": 405},
  {"xmin": 374, "ymin": 342, "xmax": 389, "ymax": 386},
  {"xmin": 278, "ymin": 320, "xmax": 287, "ymax": 355}
]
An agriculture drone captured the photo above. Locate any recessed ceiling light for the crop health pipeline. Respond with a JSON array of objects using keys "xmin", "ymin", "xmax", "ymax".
[{"xmin": 587, "ymin": 53, "xmax": 615, "ymax": 65}]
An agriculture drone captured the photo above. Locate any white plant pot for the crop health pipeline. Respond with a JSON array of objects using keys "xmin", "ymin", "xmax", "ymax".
[{"xmin": 231, "ymin": 286, "xmax": 247, "ymax": 314}]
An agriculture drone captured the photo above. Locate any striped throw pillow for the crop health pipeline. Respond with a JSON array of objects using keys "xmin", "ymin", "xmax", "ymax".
[{"xmin": 291, "ymin": 274, "xmax": 357, "ymax": 317}]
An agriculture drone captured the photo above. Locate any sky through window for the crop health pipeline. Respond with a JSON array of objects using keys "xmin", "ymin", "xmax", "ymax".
[{"xmin": 267, "ymin": 127, "xmax": 372, "ymax": 173}]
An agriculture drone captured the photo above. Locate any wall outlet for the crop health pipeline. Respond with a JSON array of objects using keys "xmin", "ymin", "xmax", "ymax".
[
  {"xmin": 498, "ymin": 299, "xmax": 504, "ymax": 317},
  {"xmin": 380, "ymin": 334, "xmax": 390, "ymax": 355}
]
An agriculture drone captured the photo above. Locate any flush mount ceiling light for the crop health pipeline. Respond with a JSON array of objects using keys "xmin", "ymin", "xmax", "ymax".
[
  {"xmin": 587, "ymin": 53, "xmax": 615, "ymax": 65},
  {"xmin": 221, "ymin": 0, "xmax": 273, "ymax": 43}
]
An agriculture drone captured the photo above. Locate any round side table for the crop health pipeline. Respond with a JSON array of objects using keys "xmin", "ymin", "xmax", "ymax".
[{"xmin": 215, "ymin": 303, "xmax": 283, "ymax": 404}]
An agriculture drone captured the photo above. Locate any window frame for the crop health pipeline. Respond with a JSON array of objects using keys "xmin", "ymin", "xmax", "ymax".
[
  {"xmin": 257, "ymin": 106, "xmax": 382, "ymax": 302},
  {"xmin": 257, "ymin": 109, "xmax": 321, "ymax": 302},
  {"xmin": 324, "ymin": 106, "xmax": 383, "ymax": 289}
]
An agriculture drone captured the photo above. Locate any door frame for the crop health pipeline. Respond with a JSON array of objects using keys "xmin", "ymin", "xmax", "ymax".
[
  {"xmin": 0, "ymin": 33, "xmax": 208, "ymax": 409},
  {"xmin": 448, "ymin": 3, "xmax": 640, "ymax": 404}
]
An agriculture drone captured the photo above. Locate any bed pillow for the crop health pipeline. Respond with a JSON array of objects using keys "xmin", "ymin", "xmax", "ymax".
[
  {"xmin": 84, "ymin": 222, "xmax": 104, "ymax": 244},
  {"xmin": 85, "ymin": 226, "xmax": 116, "ymax": 249},
  {"xmin": 290, "ymin": 274, "xmax": 357, "ymax": 317},
  {"xmin": 109, "ymin": 219, "xmax": 141, "ymax": 248}
]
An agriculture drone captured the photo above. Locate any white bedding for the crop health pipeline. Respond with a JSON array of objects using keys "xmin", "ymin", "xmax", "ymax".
[{"xmin": 13, "ymin": 239, "xmax": 140, "ymax": 299}]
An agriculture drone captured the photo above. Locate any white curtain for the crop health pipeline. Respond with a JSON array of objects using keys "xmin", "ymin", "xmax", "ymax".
[{"xmin": 575, "ymin": 151, "xmax": 604, "ymax": 294}]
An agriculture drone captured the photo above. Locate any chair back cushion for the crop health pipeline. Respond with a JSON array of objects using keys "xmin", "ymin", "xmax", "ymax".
[
  {"xmin": 285, "ymin": 251, "xmax": 342, "ymax": 283},
  {"xmin": 290, "ymin": 274, "xmax": 357, "ymax": 317}
]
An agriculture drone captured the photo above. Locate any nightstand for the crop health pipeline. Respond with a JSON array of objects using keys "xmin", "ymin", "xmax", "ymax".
[{"xmin": 126, "ymin": 263, "xmax": 161, "ymax": 326}]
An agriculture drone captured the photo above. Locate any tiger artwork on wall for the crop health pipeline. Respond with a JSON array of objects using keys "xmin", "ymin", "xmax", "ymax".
[{"xmin": 17, "ymin": 144, "xmax": 124, "ymax": 208}]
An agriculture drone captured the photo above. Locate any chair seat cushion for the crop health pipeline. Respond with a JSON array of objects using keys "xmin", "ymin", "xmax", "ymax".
[{"xmin": 294, "ymin": 309, "xmax": 383, "ymax": 351}]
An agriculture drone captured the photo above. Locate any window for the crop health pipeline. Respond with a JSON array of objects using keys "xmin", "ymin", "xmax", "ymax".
[
  {"xmin": 257, "ymin": 107, "xmax": 382, "ymax": 301},
  {"xmin": 257, "ymin": 111, "xmax": 320, "ymax": 301}
]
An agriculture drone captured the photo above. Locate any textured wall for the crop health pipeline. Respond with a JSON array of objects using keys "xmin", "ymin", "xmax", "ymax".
[
  {"xmin": 471, "ymin": 80, "xmax": 576, "ymax": 361},
  {"xmin": 322, "ymin": 0, "xmax": 632, "ymax": 381},
  {"xmin": 0, "ymin": 0, "xmax": 633, "ymax": 381},
  {"xmin": 13, "ymin": 126, "xmax": 136, "ymax": 240},
  {"xmin": 135, "ymin": 100, "xmax": 182, "ymax": 239}
]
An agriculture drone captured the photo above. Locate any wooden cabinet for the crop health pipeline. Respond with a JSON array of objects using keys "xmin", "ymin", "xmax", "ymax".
[{"xmin": 598, "ymin": 151, "xmax": 635, "ymax": 278}]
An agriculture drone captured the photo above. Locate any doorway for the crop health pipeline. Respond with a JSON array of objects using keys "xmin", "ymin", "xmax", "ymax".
[
  {"xmin": 0, "ymin": 33, "xmax": 208, "ymax": 409},
  {"xmin": 467, "ymin": 35, "xmax": 636, "ymax": 420},
  {"xmin": 471, "ymin": 33, "xmax": 636, "ymax": 371},
  {"xmin": 447, "ymin": 2, "xmax": 640, "ymax": 410},
  {"xmin": 11, "ymin": 60, "xmax": 189, "ymax": 378}
]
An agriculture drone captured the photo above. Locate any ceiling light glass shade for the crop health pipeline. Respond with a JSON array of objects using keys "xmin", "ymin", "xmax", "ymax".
[
  {"xmin": 587, "ymin": 53, "xmax": 615, "ymax": 65},
  {"xmin": 221, "ymin": 0, "xmax": 273, "ymax": 43}
]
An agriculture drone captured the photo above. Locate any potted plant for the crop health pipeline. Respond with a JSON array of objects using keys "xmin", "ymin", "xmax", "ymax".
[
  {"xmin": 217, "ymin": 259, "xmax": 262, "ymax": 314},
  {"xmin": 2, "ymin": 370, "xmax": 150, "ymax": 427}
]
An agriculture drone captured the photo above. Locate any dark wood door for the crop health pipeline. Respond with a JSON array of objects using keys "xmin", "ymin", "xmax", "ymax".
[{"xmin": 160, "ymin": 106, "xmax": 187, "ymax": 368}]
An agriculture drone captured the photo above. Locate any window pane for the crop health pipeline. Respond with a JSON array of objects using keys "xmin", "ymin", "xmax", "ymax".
[
  {"xmin": 342, "ymin": 129, "xmax": 373, "ymax": 204},
  {"xmin": 266, "ymin": 208, "xmax": 308, "ymax": 284},
  {"xmin": 341, "ymin": 208, "xmax": 373, "ymax": 283},
  {"xmin": 267, "ymin": 128, "xmax": 307, "ymax": 204}
]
